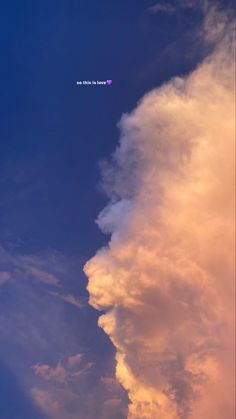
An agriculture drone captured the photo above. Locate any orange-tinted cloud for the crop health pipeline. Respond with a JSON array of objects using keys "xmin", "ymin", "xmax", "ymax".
[
  {"xmin": 32, "ymin": 354, "xmax": 93, "ymax": 386},
  {"xmin": 67, "ymin": 353, "xmax": 83, "ymax": 369},
  {"xmin": 32, "ymin": 362, "xmax": 68, "ymax": 385},
  {"xmin": 84, "ymin": 8, "xmax": 235, "ymax": 419}
]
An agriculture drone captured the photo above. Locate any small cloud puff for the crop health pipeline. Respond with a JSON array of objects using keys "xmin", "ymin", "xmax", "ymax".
[
  {"xmin": 32, "ymin": 362, "xmax": 68, "ymax": 385},
  {"xmin": 67, "ymin": 353, "xmax": 83, "ymax": 369},
  {"xmin": 32, "ymin": 353, "xmax": 93, "ymax": 386}
]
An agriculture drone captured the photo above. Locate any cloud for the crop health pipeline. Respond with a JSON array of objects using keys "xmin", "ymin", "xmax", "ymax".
[
  {"xmin": 148, "ymin": 0, "xmax": 232, "ymax": 43},
  {"xmin": 148, "ymin": 0, "xmax": 202, "ymax": 15},
  {"xmin": 31, "ymin": 357, "xmax": 96, "ymax": 418},
  {"xmin": 70, "ymin": 362, "xmax": 94, "ymax": 378},
  {"xmin": 15, "ymin": 253, "xmax": 62, "ymax": 286},
  {"xmin": 31, "ymin": 388, "xmax": 61, "ymax": 414},
  {"xmin": 32, "ymin": 362, "xmax": 68, "ymax": 385},
  {"xmin": 24, "ymin": 266, "xmax": 59, "ymax": 286},
  {"xmin": 148, "ymin": 2, "xmax": 176, "ymax": 14},
  {"xmin": 0, "ymin": 271, "xmax": 11, "ymax": 286},
  {"xmin": 32, "ymin": 355, "xmax": 94, "ymax": 386},
  {"xmin": 104, "ymin": 398, "xmax": 123, "ymax": 410},
  {"xmin": 30, "ymin": 387, "xmax": 77, "ymax": 417},
  {"xmin": 101, "ymin": 376, "xmax": 122, "ymax": 393},
  {"xmin": 84, "ymin": 7, "xmax": 235, "ymax": 419},
  {"xmin": 67, "ymin": 353, "xmax": 83, "ymax": 369},
  {"xmin": 0, "ymin": 245, "xmax": 61, "ymax": 287},
  {"xmin": 0, "ymin": 244, "xmax": 117, "ymax": 419},
  {"xmin": 50, "ymin": 291, "xmax": 84, "ymax": 309}
]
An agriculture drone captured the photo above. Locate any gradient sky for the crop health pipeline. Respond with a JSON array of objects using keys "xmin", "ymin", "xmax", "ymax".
[{"xmin": 0, "ymin": 1, "xmax": 235, "ymax": 419}]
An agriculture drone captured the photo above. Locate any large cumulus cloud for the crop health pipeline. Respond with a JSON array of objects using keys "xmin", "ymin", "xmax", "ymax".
[{"xmin": 84, "ymin": 8, "xmax": 235, "ymax": 419}]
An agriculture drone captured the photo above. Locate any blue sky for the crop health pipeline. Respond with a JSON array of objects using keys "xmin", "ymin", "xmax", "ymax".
[{"xmin": 0, "ymin": 1, "xmax": 235, "ymax": 418}]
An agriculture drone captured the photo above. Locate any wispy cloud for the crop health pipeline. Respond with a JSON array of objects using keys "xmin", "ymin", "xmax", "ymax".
[
  {"xmin": 24, "ymin": 265, "xmax": 59, "ymax": 286},
  {"xmin": 148, "ymin": 0, "xmax": 232, "ymax": 44},
  {"xmin": 0, "ymin": 271, "xmax": 11, "ymax": 286},
  {"xmin": 148, "ymin": 2, "xmax": 176, "ymax": 14},
  {"xmin": 148, "ymin": 0, "xmax": 199, "ymax": 15},
  {"xmin": 0, "ymin": 245, "xmax": 62, "ymax": 287},
  {"xmin": 30, "ymin": 387, "xmax": 77, "ymax": 417},
  {"xmin": 0, "ymin": 243, "xmax": 122, "ymax": 418},
  {"xmin": 50, "ymin": 291, "xmax": 84, "ymax": 309}
]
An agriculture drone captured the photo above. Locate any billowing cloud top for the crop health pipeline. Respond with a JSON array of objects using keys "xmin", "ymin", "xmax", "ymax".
[{"xmin": 84, "ymin": 6, "xmax": 235, "ymax": 419}]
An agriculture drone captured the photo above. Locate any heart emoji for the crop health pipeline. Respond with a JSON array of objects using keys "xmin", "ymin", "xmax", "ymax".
[{"xmin": 106, "ymin": 80, "xmax": 112, "ymax": 85}]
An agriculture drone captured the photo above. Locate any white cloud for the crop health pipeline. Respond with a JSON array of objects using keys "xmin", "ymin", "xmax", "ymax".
[{"xmin": 84, "ymin": 8, "xmax": 235, "ymax": 419}]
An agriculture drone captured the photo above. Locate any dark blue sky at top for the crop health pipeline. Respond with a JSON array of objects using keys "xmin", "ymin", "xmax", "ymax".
[
  {"xmin": 0, "ymin": 0, "xmax": 207, "ymax": 259},
  {"xmin": 0, "ymin": 1, "xmax": 234, "ymax": 418}
]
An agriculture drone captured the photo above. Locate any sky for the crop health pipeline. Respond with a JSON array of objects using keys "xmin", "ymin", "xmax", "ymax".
[{"xmin": 0, "ymin": 1, "xmax": 235, "ymax": 419}]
